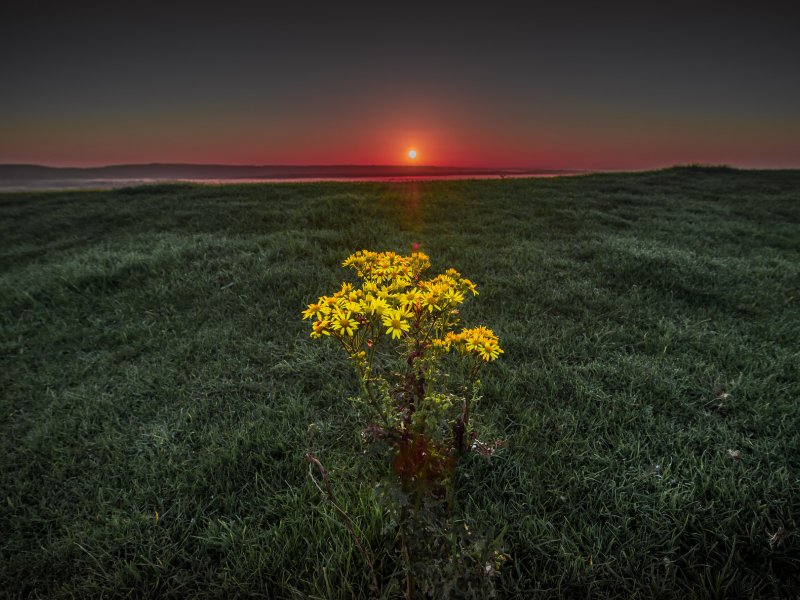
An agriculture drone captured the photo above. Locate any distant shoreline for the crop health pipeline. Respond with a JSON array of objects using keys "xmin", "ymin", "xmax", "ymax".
[
  {"xmin": 5, "ymin": 163, "xmax": 785, "ymax": 192},
  {"xmin": 0, "ymin": 163, "xmax": 585, "ymax": 180},
  {"xmin": 0, "ymin": 163, "xmax": 591, "ymax": 192},
  {"xmin": 0, "ymin": 174, "xmax": 589, "ymax": 192}
]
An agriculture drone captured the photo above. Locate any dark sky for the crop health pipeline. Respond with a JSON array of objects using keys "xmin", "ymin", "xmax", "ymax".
[{"xmin": 2, "ymin": 1, "xmax": 798, "ymax": 168}]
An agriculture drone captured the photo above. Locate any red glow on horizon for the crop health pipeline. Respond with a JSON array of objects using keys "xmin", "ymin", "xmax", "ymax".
[{"xmin": 1, "ymin": 111, "xmax": 798, "ymax": 170}]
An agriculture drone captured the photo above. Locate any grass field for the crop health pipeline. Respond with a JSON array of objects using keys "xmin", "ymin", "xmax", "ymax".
[{"xmin": 1, "ymin": 166, "xmax": 799, "ymax": 598}]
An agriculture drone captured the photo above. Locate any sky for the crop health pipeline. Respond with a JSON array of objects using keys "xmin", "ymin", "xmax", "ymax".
[{"xmin": 1, "ymin": 1, "xmax": 799, "ymax": 169}]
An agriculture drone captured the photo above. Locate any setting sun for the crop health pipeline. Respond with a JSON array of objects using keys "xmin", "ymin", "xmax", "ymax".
[{"xmin": 408, "ymin": 150, "xmax": 417, "ymax": 159}]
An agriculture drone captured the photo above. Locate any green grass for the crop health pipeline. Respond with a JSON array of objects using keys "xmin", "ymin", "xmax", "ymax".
[{"xmin": 1, "ymin": 166, "xmax": 799, "ymax": 598}]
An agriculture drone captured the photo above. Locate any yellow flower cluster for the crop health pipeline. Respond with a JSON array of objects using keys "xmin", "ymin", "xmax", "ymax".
[
  {"xmin": 445, "ymin": 326, "xmax": 504, "ymax": 362},
  {"xmin": 342, "ymin": 250, "xmax": 430, "ymax": 283},
  {"xmin": 302, "ymin": 250, "xmax": 502, "ymax": 362}
]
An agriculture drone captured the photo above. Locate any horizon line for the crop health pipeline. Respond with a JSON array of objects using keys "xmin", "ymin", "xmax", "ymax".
[{"xmin": 0, "ymin": 162, "xmax": 588, "ymax": 170}]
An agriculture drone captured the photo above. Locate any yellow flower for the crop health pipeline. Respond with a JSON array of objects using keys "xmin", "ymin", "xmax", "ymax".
[
  {"xmin": 367, "ymin": 297, "xmax": 388, "ymax": 317},
  {"xmin": 342, "ymin": 254, "xmax": 360, "ymax": 268},
  {"xmin": 394, "ymin": 304, "xmax": 413, "ymax": 320},
  {"xmin": 397, "ymin": 289, "xmax": 421, "ymax": 307},
  {"xmin": 376, "ymin": 286, "xmax": 392, "ymax": 301},
  {"xmin": 332, "ymin": 311, "xmax": 358, "ymax": 337},
  {"xmin": 432, "ymin": 338, "xmax": 451, "ymax": 351},
  {"xmin": 462, "ymin": 278, "xmax": 479, "ymax": 295},
  {"xmin": 310, "ymin": 320, "xmax": 331, "ymax": 338},
  {"xmin": 462, "ymin": 329, "xmax": 479, "ymax": 348},
  {"xmin": 421, "ymin": 291, "xmax": 440, "ymax": 312},
  {"xmin": 382, "ymin": 308, "xmax": 410, "ymax": 339},
  {"xmin": 390, "ymin": 277, "xmax": 412, "ymax": 291},
  {"xmin": 445, "ymin": 331, "xmax": 462, "ymax": 344},
  {"xmin": 345, "ymin": 300, "xmax": 363, "ymax": 314},
  {"xmin": 477, "ymin": 340, "xmax": 503, "ymax": 361},
  {"xmin": 302, "ymin": 302, "xmax": 324, "ymax": 320},
  {"xmin": 321, "ymin": 296, "xmax": 340, "ymax": 312},
  {"xmin": 443, "ymin": 288, "xmax": 465, "ymax": 306}
]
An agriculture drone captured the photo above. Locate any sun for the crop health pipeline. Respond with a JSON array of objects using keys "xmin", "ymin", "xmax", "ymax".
[{"xmin": 408, "ymin": 150, "xmax": 417, "ymax": 159}]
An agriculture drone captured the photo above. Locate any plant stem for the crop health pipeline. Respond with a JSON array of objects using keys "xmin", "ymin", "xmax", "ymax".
[
  {"xmin": 400, "ymin": 504, "xmax": 416, "ymax": 600},
  {"xmin": 413, "ymin": 476, "xmax": 423, "ymax": 520},
  {"xmin": 305, "ymin": 451, "xmax": 380, "ymax": 594},
  {"xmin": 463, "ymin": 359, "xmax": 482, "ymax": 432}
]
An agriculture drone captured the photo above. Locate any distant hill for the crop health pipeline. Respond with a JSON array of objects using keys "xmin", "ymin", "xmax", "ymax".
[{"xmin": 0, "ymin": 163, "xmax": 582, "ymax": 181}]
